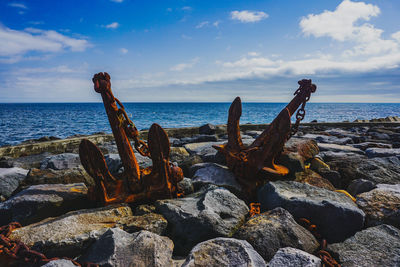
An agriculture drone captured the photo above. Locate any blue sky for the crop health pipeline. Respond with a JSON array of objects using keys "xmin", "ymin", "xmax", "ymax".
[{"xmin": 1, "ymin": 0, "xmax": 400, "ymax": 102}]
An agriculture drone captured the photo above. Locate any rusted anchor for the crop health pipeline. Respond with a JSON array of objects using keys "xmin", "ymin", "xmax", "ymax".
[
  {"xmin": 79, "ymin": 72, "xmax": 183, "ymax": 205},
  {"xmin": 214, "ymin": 79, "xmax": 316, "ymax": 195}
]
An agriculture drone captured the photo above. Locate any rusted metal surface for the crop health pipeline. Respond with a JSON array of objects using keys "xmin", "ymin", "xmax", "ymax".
[
  {"xmin": 79, "ymin": 72, "xmax": 183, "ymax": 205},
  {"xmin": 0, "ymin": 222, "xmax": 98, "ymax": 266},
  {"xmin": 214, "ymin": 79, "xmax": 316, "ymax": 195},
  {"xmin": 249, "ymin": 203, "xmax": 261, "ymax": 217}
]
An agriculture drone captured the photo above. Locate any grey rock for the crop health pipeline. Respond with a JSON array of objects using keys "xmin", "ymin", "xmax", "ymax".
[
  {"xmin": 278, "ymin": 152, "xmax": 305, "ymax": 174},
  {"xmin": 40, "ymin": 153, "xmax": 81, "ymax": 170},
  {"xmin": 25, "ymin": 166, "xmax": 95, "ymax": 187},
  {"xmin": 192, "ymin": 163, "xmax": 242, "ymax": 193},
  {"xmin": 234, "ymin": 208, "xmax": 319, "ymax": 261},
  {"xmin": 81, "ymin": 229, "xmax": 174, "ymax": 267},
  {"xmin": 284, "ymin": 138, "xmax": 319, "ymax": 160},
  {"xmin": 181, "ymin": 134, "xmax": 218, "ymax": 144},
  {"xmin": 258, "ymin": 181, "xmax": 365, "ymax": 243},
  {"xmin": 0, "ymin": 152, "xmax": 52, "ymax": 169},
  {"xmin": 183, "ymin": 141, "xmax": 224, "ymax": 156},
  {"xmin": 268, "ymin": 247, "xmax": 321, "ymax": 267},
  {"xmin": 42, "ymin": 259, "xmax": 77, "ymax": 267},
  {"xmin": 178, "ymin": 177, "xmax": 194, "ymax": 195},
  {"xmin": 182, "ymin": 237, "xmax": 266, "ymax": 267},
  {"xmin": 245, "ymin": 130, "xmax": 262, "ymax": 138},
  {"xmin": 356, "ymin": 184, "xmax": 400, "ymax": 228},
  {"xmin": 328, "ymin": 224, "xmax": 400, "ymax": 267},
  {"xmin": 318, "ymin": 169, "xmax": 341, "ymax": 188},
  {"xmin": 351, "ymin": 142, "xmax": 392, "ymax": 150},
  {"xmin": 9, "ymin": 204, "xmax": 134, "ymax": 258},
  {"xmin": 105, "ymin": 154, "xmax": 123, "ymax": 174},
  {"xmin": 135, "ymin": 204, "xmax": 156, "ymax": 215},
  {"xmin": 302, "ymin": 134, "xmax": 353, "ymax": 145},
  {"xmin": 347, "ymin": 179, "xmax": 376, "ymax": 196},
  {"xmin": 365, "ymin": 147, "xmax": 400, "ymax": 158},
  {"xmin": 120, "ymin": 212, "xmax": 168, "ymax": 235},
  {"xmin": 318, "ymin": 143, "xmax": 364, "ymax": 154},
  {"xmin": 368, "ymin": 131, "xmax": 391, "ymax": 140},
  {"xmin": 156, "ymin": 185, "xmax": 249, "ymax": 255},
  {"xmin": 0, "ymin": 183, "xmax": 89, "ymax": 226},
  {"xmin": 0, "ymin": 167, "xmax": 28, "ymax": 198},
  {"xmin": 199, "ymin": 123, "xmax": 216, "ymax": 135}
]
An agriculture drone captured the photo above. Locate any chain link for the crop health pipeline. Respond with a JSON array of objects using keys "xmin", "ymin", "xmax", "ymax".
[
  {"xmin": 0, "ymin": 222, "xmax": 98, "ymax": 267},
  {"xmin": 287, "ymin": 84, "xmax": 313, "ymax": 140}
]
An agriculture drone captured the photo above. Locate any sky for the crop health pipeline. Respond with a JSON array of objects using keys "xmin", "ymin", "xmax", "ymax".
[{"xmin": 1, "ymin": 0, "xmax": 400, "ymax": 103}]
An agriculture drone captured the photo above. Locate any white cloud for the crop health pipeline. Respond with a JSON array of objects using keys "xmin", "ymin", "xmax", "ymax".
[
  {"xmin": 248, "ymin": 52, "xmax": 260, "ymax": 57},
  {"xmin": 213, "ymin": 20, "xmax": 221, "ymax": 28},
  {"xmin": 392, "ymin": 31, "xmax": 400, "ymax": 43},
  {"xmin": 120, "ymin": 48, "xmax": 128, "ymax": 54},
  {"xmin": 0, "ymin": 26, "xmax": 90, "ymax": 62},
  {"xmin": 8, "ymin": 3, "xmax": 27, "ymax": 9},
  {"xmin": 104, "ymin": 22, "xmax": 119, "ymax": 29},
  {"xmin": 170, "ymin": 57, "xmax": 199, "ymax": 71},
  {"xmin": 110, "ymin": 0, "xmax": 123, "ymax": 2},
  {"xmin": 230, "ymin": 10, "xmax": 268, "ymax": 23},
  {"xmin": 196, "ymin": 21, "xmax": 209, "ymax": 29}
]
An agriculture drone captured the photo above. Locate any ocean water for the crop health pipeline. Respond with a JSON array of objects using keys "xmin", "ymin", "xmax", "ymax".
[{"xmin": 0, "ymin": 102, "xmax": 399, "ymax": 146}]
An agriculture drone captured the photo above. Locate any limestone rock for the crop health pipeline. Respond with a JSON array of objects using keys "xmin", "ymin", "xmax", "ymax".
[
  {"xmin": 347, "ymin": 179, "xmax": 376, "ymax": 196},
  {"xmin": 234, "ymin": 208, "xmax": 319, "ymax": 261},
  {"xmin": 351, "ymin": 142, "xmax": 392, "ymax": 150},
  {"xmin": 0, "ymin": 152, "xmax": 51, "ymax": 169},
  {"xmin": 0, "ymin": 183, "xmax": 89, "ymax": 226},
  {"xmin": 328, "ymin": 224, "xmax": 400, "ymax": 267},
  {"xmin": 199, "ymin": 123, "xmax": 216, "ymax": 135},
  {"xmin": 155, "ymin": 185, "xmax": 249, "ymax": 255},
  {"xmin": 9, "ymin": 204, "xmax": 133, "ymax": 258},
  {"xmin": 182, "ymin": 237, "xmax": 266, "ymax": 267},
  {"xmin": 268, "ymin": 247, "xmax": 321, "ymax": 267},
  {"xmin": 40, "ymin": 153, "xmax": 81, "ymax": 170},
  {"xmin": 356, "ymin": 184, "xmax": 400, "ymax": 228},
  {"xmin": 284, "ymin": 138, "xmax": 319, "ymax": 160},
  {"xmin": 0, "ymin": 167, "xmax": 28, "ymax": 198},
  {"xmin": 365, "ymin": 147, "xmax": 400, "ymax": 158},
  {"xmin": 295, "ymin": 169, "xmax": 336, "ymax": 191},
  {"xmin": 318, "ymin": 143, "xmax": 364, "ymax": 154},
  {"xmin": 258, "ymin": 181, "xmax": 365, "ymax": 243},
  {"xmin": 42, "ymin": 259, "xmax": 77, "ymax": 267},
  {"xmin": 81, "ymin": 228, "xmax": 174, "ymax": 267},
  {"xmin": 120, "ymin": 212, "xmax": 168, "ymax": 235}
]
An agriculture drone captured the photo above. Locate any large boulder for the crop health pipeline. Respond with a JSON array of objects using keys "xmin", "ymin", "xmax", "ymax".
[
  {"xmin": 42, "ymin": 259, "xmax": 77, "ymax": 267},
  {"xmin": 365, "ymin": 147, "xmax": 400, "ymax": 158},
  {"xmin": 155, "ymin": 185, "xmax": 249, "ymax": 255},
  {"xmin": 182, "ymin": 237, "xmax": 266, "ymax": 267},
  {"xmin": 40, "ymin": 153, "xmax": 81, "ymax": 170},
  {"xmin": 9, "ymin": 204, "xmax": 133, "ymax": 258},
  {"xmin": 0, "ymin": 152, "xmax": 51, "ymax": 169},
  {"xmin": 268, "ymin": 247, "xmax": 321, "ymax": 267},
  {"xmin": 258, "ymin": 181, "xmax": 365, "ymax": 243},
  {"xmin": 0, "ymin": 183, "xmax": 89, "ymax": 226},
  {"xmin": 119, "ymin": 212, "xmax": 168, "ymax": 235},
  {"xmin": 318, "ymin": 143, "xmax": 364, "ymax": 154},
  {"xmin": 356, "ymin": 184, "xmax": 400, "ymax": 228},
  {"xmin": 234, "ymin": 208, "xmax": 319, "ymax": 261},
  {"xmin": 81, "ymin": 228, "xmax": 174, "ymax": 267},
  {"xmin": 328, "ymin": 224, "xmax": 400, "ymax": 267},
  {"xmin": 199, "ymin": 123, "xmax": 216, "ymax": 135},
  {"xmin": 0, "ymin": 167, "xmax": 28, "ymax": 198}
]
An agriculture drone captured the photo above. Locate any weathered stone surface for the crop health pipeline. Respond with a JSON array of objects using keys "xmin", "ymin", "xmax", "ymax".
[
  {"xmin": 365, "ymin": 147, "xmax": 400, "ymax": 158},
  {"xmin": 284, "ymin": 138, "xmax": 319, "ymax": 160},
  {"xmin": 120, "ymin": 212, "xmax": 168, "ymax": 235},
  {"xmin": 309, "ymin": 157, "xmax": 330, "ymax": 172},
  {"xmin": 192, "ymin": 163, "xmax": 242, "ymax": 193},
  {"xmin": 181, "ymin": 134, "xmax": 218, "ymax": 145},
  {"xmin": 24, "ymin": 166, "xmax": 95, "ymax": 187},
  {"xmin": 177, "ymin": 154, "xmax": 203, "ymax": 177},
  {"xmin": 268, "ymin": 247, "xmax": 321, "ymax": 267},
  {"xmin": 278, "ymin": 152, "xmax": 305, "ymax": 174},
  {"xmin": 183, "ymin": 141, "xmax": 224, "ymax": 156},
  {"xmin": 318, "ymin": 169, "xmax": 341, "ymax": 188},
  {"xmin": 170, "ymin": 147, "xmax": 190, "ymax": 163},
  {"xmin": 295, "ymin": 169, "xmax": 336, "ymax": 191},
  {"xmin": 0, "ymin": 167, "xmax": 28, "ymax": 198},
  {"xmin": 10, "ymin": 204, "xmax": 133, "ymax": 258},
  {"xmin": 81, "ymin": 229, "xmax": 174, "ymax": 267},
  {"xmin": 351, "ymin": 142, "xmax": 392, "ymax": 150},
  {"xmin": 356, "ymin": 184, "xmax": 400, "ymax": 228},
  {"xmin": 135, "ymin": 204, "xmax": 156, "ymax": 215},
  {"xmin": 347, "ymin": 179, "xmax": 376, "ymax": 196},
  {"xmin": 156, "ymin": 185, "xmax": 249, "ymax": 255},
  {"xmin": 318, "ymin": 143, "xmax": 364, "ymax": 154},
  {"xmin": 258, "ymin": 181, "xmax": 365, "ymax": 243},
  {"xmin": 199, "ymin": 123, "xmax": 216, "ymax": 135},
  {"xmin": 234, "ymin": 208, "xmax": 319, "ymax": 261},
  {"xmin": 105, "ymin": 154, "xmax": 123, "ymax": 174},
  {"xmin": 0, "ymin": 152, "xmax": 52, "ymax": 169},
  {"xmin": 182, "ymin": 237, "xmax": 266, "ymax": 267},
  {"xmin": 328, "ymin": 224, "xmax": 400, "ymax": 267},
  {"xmin": 178, "ymin": 177, "xmax": 194, "ymax": 195},
  {"xmin": 0, "ymin": 183, "xmax": 89, "ymax": 226},
  {"xmin": 42, "ymin": 259, "xmax": 77, "ymax": 267},
  {"xmin": 40, "ymin": 153, "xmax": 81, "ymax": 170},
  {"xmin": 302, "ymin": 134, "xmax": 353, "ymax": 145}
]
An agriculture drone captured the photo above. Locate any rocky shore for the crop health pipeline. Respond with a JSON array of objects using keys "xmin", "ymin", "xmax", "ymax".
[{"xmin": 1, "ymin": 119, "xmax": 400, "ymax": 266}]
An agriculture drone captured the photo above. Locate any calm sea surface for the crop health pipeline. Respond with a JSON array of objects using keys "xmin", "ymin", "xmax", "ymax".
[{"xmin": 1, "ymin": 102, "xmax": 399, "ymax": 146}]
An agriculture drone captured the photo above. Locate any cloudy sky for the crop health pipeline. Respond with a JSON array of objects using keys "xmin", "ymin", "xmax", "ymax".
[{"xmin": 1, "ymin": 0, "xmax": 400, "ymax": 102}]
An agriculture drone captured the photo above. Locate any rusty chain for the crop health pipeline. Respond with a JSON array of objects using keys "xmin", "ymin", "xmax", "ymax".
[
  {"xmin": 0, "ymin": 222, "xmax": 98, "ymax": 267},
  {"xmin": 297, "ymin": 218, "xmax": 341, "ymax": 267},
  {"xmin": 114, "ymin": 97, "xmax": 150, "ymax": 157}
]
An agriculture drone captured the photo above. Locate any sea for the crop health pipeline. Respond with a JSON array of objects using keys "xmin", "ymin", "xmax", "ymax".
[{"xmin": 1, "ymin": 102, "xmax": 399, "ymax": 146}]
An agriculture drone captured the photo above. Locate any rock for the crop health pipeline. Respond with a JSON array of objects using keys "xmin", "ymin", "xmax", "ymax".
[
  {"xmin": 178, "ymin": 177, "xmax": 194, "ymax": 195},
  {"xmin": 0, "ymin": 152, "xmax": 52, "ymax": 169},
  {"xmin": 245, "ymin": 130, "xmax": 262, "ymax": 138},
  {"xmin": 268, "ymin": 247, "xmax": 321, "ymax": 267},
  {"xmin": 356, "ymin": 184, "xmax": 400, "ymax": 228},
  {"xmin": 155, "ymin": 185, "xmax": 249, "ymax": 255},
  {"xmin": 0, "ymin": 183, "xmax": 89, "ymax": 226},
  {"xmin": 278, "ymin": 152, "xmax": 305, "ymax": 174},
  {"xmin": 294, "ymin": 169, "xmax": 336, "ymax": 191},
  {"xmin": 105, "ymin": 154, "xmax": 122, "ymax": 174},
  {"xmin": 182, "ymin": 237, "xmax": 266, "ymax": 267},
  {"xmin": 318, "ymin": 169, "xmax": 341, "ymax": 188},
  {"xmin": 347, "ymin": 179, "xmax": 376, "ymax": 196},
  {"xmin": 234, "ymin": 208, "xmax": 319, "ymax": 261},
  {"xmin": 135, "ymin": 153, "xmax": 153, "ymax": 168},
  {"xmin": 42, "ymin": 259, "xmax": 77, "ymax": 267},
  {"xmin": 199, "ymin": 123, "xmax": 216, "ymax": 135},
  {"xmin": 302, "ymin": 134, "xmax": 353, "ymax": 145},
  {"xmin": 351, "ymin": 142, "xmax": 392, "ymax": 150},
  {"xmin": 258, "ymin": 181, "xmax": 365, "ymax": 243},
  {"xmin": 365, "ymin": 147, "xmax": 400, "ymax": 158},
  {"xmin": 120, "ymin": 212, "xmax": 168, "ymax": 235},
  {"xmin": 183, "ymin": 141, "xmax": 224, "ymax": 156},
  {"xmin": 368, "ymin": 131, "xmax": 391, "ymax": 140},
  {"xmin": 318, "ymin": 143, "xmax": 364, "ymax": 154},
  {"xmin": 0, "ymin": 167, "xmax": 28, "ymax": 198},
  {"xmin": 284, "ymin": 138, "xmax": 319, "ymax": 160},
  {"xmin": 181, "ymin": 134, "xmax": 218, "ymax": 144},
  {"xmin": 9, "ymin": 204, "xmax": 133, "ymax": 258},
  {"xmin": 135, "ymin": 204, "xmax": 156, "ymax": 215},
  {"xmin": 328, "ymin": 224, "xmax": 400, "ymax": 267},
  {"xmin": 177, "ymin": 154, "xmax": 203, "ymax": 178},
  {"xmin": 309, "ymin": 157, "xmax": 330, "ymax": 172},
  {"xmin": 170, "ymin": 147, "xmax": 190, "ymax": 163},
  {"xmin": 192, "ymin": 163, "xmax": 242, "ymax": 193},
  {"xmin": 24, "ymin": 166, "xmax": 95, "ymax": 187},
  {"xmin": 40, "ymin": 153, "xmax": 81, "ymax": 170},
  {"xmin": 81, "ymin": 229, "xmax": 174, "ymax": 267}
]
